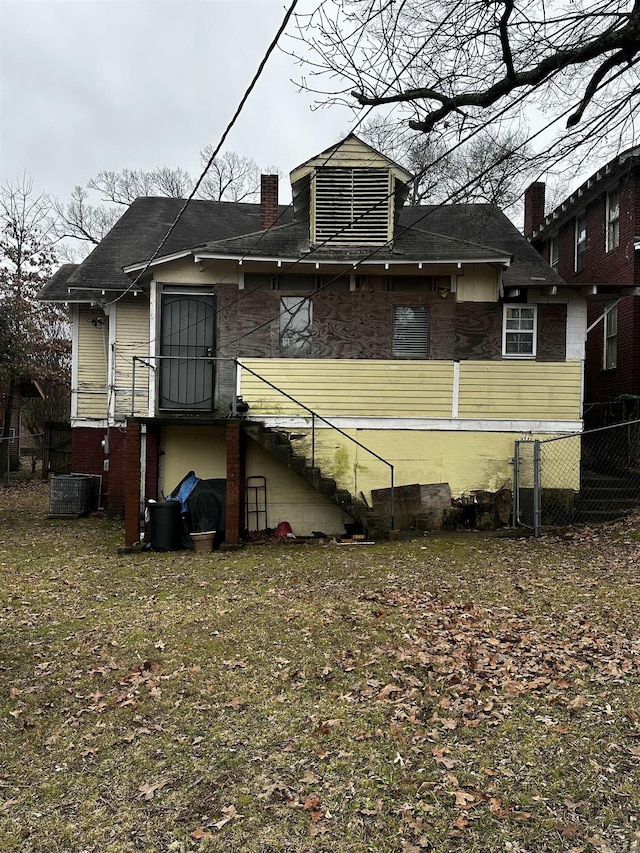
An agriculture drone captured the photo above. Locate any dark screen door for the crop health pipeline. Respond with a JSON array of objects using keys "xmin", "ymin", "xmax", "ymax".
[{"xmin": 159, "ymin": 294, "xmax": 216, "ymax": 410}]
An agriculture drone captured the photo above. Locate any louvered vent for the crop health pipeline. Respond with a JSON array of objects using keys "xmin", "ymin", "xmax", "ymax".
[
  {"xmin": 314, "ymin": 167, "xmax": 391, "ymax": 245},
  {"xmin": 392, "ymin": 306, "xmax": 429, "ymax": 357}
]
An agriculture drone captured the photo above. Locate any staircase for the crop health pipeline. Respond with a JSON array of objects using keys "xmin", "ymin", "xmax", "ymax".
[
  {"xmin": 243, "ymin": 422, "xmax": 390, "ymax": 538},
  {"xmin": 573, "ymin": 469, "xmax": 640, "ymax": 523}
]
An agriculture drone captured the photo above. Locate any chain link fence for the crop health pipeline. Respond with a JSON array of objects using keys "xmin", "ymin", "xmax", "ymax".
[{"xmin": 514, "ymin": 419, "xmax": 640, "ymax": 536}]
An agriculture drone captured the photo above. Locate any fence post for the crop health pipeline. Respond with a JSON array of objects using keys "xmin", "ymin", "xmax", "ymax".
[
  {"xmin": 512, "ymin": 441, "xmax": 520, "ymax": 526},
  {"xmin": 533, "ymin": 439, "xmax": 542, "ymax": 538}
]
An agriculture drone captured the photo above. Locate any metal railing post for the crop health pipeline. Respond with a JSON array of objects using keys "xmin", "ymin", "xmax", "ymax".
[
  {"xmin": 390, "ymin": 465, "xmax": 395, "ymax": 530},
  {"xmin": 311, "ymin": 414, "xmax": 315, "ymax": 467},
  {"xmin": 533, "ymin": 439, "xmax": 541, "ymax": 538},
  {"xmin": 512, "ymin": 441, "xmax": 520, "ymax": 526},
  {"xmin": 131, "ymin": 357, "xmax": 136, "ymax": 417}
]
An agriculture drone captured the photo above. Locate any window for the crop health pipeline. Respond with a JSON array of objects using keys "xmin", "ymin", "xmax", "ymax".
[
  {"xmin": 392, "ymin": 306, "xmax": 429, "ymax": 357},
  {"xmin": 575, "ymin": 212, "xmax": 586, "ymax": 271},
  {"xmin": 606, "ymin": 189, "xmax": 620, "ymax": 252},
  {"xmin": 604, "ymin": 303, "xmax": 617, "ymax": 369},
  {"xmin": 549, "ymin": 236, "xmax": 559, "ymax": 271},
  {"xmin": 503, "ymin": 305, "xmax": 537, "ymax": 357},
  {"xmin": 280, "ymin": 296, "xmax": 312, "ymax": 356}
]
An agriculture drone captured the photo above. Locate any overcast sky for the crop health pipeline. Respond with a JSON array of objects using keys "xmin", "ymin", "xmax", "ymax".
[{"xmin": 0, "ymin": 0, "xmax": 353, "ymax": 204}]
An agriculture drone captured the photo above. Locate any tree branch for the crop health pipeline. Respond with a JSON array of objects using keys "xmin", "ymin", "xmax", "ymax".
[{"xmin": 350, "ymin": 8, "xmax": 640, "ymax": 132}]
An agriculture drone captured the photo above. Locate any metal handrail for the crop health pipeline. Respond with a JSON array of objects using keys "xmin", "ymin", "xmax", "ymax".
[
  {"xmin": 236, "ymin": 360, "xmax": 395, "ymax": 528},
  {"xmin": 129, "ymin": 354, "xmax": 395, "ymax": 528}
]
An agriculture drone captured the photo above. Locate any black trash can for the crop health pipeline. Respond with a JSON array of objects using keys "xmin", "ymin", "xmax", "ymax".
[{"xmin": 148, "ymin": 500, "xmax": 182, "ymax": 551}]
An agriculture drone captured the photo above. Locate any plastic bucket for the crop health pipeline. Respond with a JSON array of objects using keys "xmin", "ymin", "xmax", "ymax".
[{"xmin": 191, "ymin": 530, "xmax": 216, "ymax": 553}]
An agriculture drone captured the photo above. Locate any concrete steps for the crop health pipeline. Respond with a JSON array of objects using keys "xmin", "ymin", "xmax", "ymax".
[
  {"xmin": 243, "ymin": 422, "xmax": 390, "ymax": 538},
  {"xmin": 574, "ymin": 469, "xmax": 640, "ymax": 523}
]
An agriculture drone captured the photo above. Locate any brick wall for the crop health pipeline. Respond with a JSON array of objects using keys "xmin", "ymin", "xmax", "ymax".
[
  {"xmin": 225, "ymin": 421, "xmax": 245, "ymax": 545},
  {"xmin": 532, "ymin": 166, "xmax": 639, "ymax": 410},
  {"xmin": 72, "ymin": 425, "xmax": 129, "ymax": 515},
  {"xmin": 124, "ymin": 421, "xmax": 141, "ymax": 546}
]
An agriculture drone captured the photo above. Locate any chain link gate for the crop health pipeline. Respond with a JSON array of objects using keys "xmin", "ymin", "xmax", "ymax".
[{"xmin": 514, "ymin": 419, "xmax": 640, "ymax": 536}]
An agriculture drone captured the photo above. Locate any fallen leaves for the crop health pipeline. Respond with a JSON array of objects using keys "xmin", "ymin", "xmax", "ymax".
[
  {"xmin": 3, "ymin": 481, "xmax": 640, "ymax": 852},
  {"xmin": 138, "ymin": 777, "xmax": 169, "ymax": 800}
]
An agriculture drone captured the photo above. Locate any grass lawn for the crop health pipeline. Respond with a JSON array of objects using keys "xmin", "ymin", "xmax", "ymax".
[{"xmin": 1, "ymin": 480, "xmax": 639, "ymax": 853}]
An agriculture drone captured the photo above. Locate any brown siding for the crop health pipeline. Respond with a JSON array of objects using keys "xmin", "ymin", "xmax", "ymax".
[
  {"xmin": 454, "ymin": 304, "xmax": 502, "ymax": 360},
  {"xmin": 537, "ymin": 304, "xmax": 567, "ymax": 361}
]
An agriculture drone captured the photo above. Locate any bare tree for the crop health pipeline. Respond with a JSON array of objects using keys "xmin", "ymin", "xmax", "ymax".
[
  {"xmin": 197, "ymin": 150, "xmax": 263, "ymax": 202},
  {"xmin": 290, "ymin": 1, "xmax": 640, "ymax": 169},
  {"xmin": 87, "ymin": 167, "xmax": 194, "ymax": 205},
  {"xmin": 53, "ymin": 151, "xmax": 275, "ymax": 258},
  {"xmin": 52, "ymin": 186, "xmax": 121, "ymax": 253},
  {"xmin": 0, "ymin": 178, "xmax": 69, "ymax": 475},
  {"xmin": 360, "ymin": 115, "xmax": 537, "ymax": 209}
]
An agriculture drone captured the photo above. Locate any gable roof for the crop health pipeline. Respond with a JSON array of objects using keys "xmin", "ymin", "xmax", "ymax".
[
  {"xmin": 40, "ymin": 195, "xmax": 561, "ymax": 302},
  {"xmin": 289, "ymin": 133, "xmax": 413, "ymax": 185}
]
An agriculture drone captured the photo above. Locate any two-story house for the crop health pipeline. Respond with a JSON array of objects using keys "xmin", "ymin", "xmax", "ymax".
[
  {"xmin": 525, "ymin": 146, "xmax": 640, "ymax": 428},
  {"xmin": 40, "ymin": 135, "xmax": 587, "ymax": 545}
]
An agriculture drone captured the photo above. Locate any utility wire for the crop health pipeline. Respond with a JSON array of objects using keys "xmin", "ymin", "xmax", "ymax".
[
  {"xmin": 223, "ymin": 68, "xmax": 630, "ymax": 350},
  {"xmin": 105, "ymin": 0, "xmax": 299, "ymax": 306}
]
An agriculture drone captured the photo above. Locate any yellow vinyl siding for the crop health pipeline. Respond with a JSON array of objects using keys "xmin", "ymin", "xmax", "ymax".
[
  {"xmin": 113, "ymin": 300, "xmax": 150, "ymax": 417},
  {"xmin": 240, "ymin": 358, "xmax": 582, "ymax": 422},
  {"xmin": 76, "ymin": 306, "xmax": 108, "ymax": 417},
  {"xmin": 457, "ymin": 361, "xmax": 582, "ymax": 420},
  {"xmin": 456, "ymin": 268, "xmax": 499, "ymax": 302},
  {"xmin": 291, "ymin": 136, "xmax": 406, "ymax": 178},
  {"xmin": 240, "ymin": 359, "xmax": 454, "ymax": 418},
  {"xmin": 153, "ymin": 259, "xmax": 240, "ymax": 285}
]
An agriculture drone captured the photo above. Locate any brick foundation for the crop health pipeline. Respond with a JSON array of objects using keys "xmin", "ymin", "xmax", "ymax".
[
  {"xmin": 124, "ymin": 421, "xmax": 141, "ymax": 546},
  {"xmin": 225, "ymin": 421, "xmax": 245, "ymax": 545}
]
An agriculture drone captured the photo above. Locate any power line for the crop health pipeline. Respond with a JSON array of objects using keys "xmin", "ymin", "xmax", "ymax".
[{"xmin": 105, "ymin": 0, "xmax": 300, "ymax": 306}]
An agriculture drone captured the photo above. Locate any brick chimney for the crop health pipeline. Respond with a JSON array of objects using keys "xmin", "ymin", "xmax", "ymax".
[
  {"xmin": 260, "ymin": 174, "xmax": 279, "ymax": 230},
  {"xmin": 524, "ymin": 181, "xmax": 546, "ymax": 238}
]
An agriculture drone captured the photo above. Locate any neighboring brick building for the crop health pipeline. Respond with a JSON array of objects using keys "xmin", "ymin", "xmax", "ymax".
[{"xmin": 525, "ymin": 147, "xmax": 640, "ymax": 427}]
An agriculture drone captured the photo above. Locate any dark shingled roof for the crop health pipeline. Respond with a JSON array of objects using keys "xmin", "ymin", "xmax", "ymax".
[
  {"xmin": 195, "ymin": 220, "xmax": 511, "ymax": 264},
  {"xmin": 39, "ymin": 197, "xmax": 292, "ymax": 301},
  {"xmin": 398, "ymin": 204, "xmax": 564, "ymax": 290},
  {"xmin": 39, "ymin": 196, "xmax": 561, "ymax": 302},
  {"xmin": 38, "ymin": 263, "xmax": 79, "ymax": 300}
]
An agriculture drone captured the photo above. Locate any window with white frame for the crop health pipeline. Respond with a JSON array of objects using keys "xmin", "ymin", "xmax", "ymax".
[
  {"xmin": 549, "ymin": 236, "xmax": 559, "ymax": 271},
  {"xmin": 604, "ymin": 303, "xmax": 617, "ymax": 369},
  {"xmin": 606, "ymin": 188, "xmax": 620, "ymax": 252},
  {"xmin": 503, "ymin": 304, "xmax": 537, "ymax": 357},
  {"xmin": 280, "ymin": 296, "xmax": 312, "ymax": 356},
  {"xmin": 392, "ymin": 306, "xmax": 429, "ymax": 357},
  {"xmin": 575, "ymin": 212, "xmax": 586, "ymax": 271}
]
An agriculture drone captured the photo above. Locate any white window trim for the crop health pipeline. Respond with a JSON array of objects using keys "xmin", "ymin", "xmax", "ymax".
[
  {"xmin": 549, "ymin": 235, "xmax": 559, "ymax": 271},
  {"xmin": 575, "ymin": 212, "xmax": 586, "ymax": 272},
  {"xmin": 606, "ymin": 189, "xmax": 620, "ymax": 253},
  {"xmin": 502, "ymin": 303, "xmax": 537, "ymax": 359}
]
